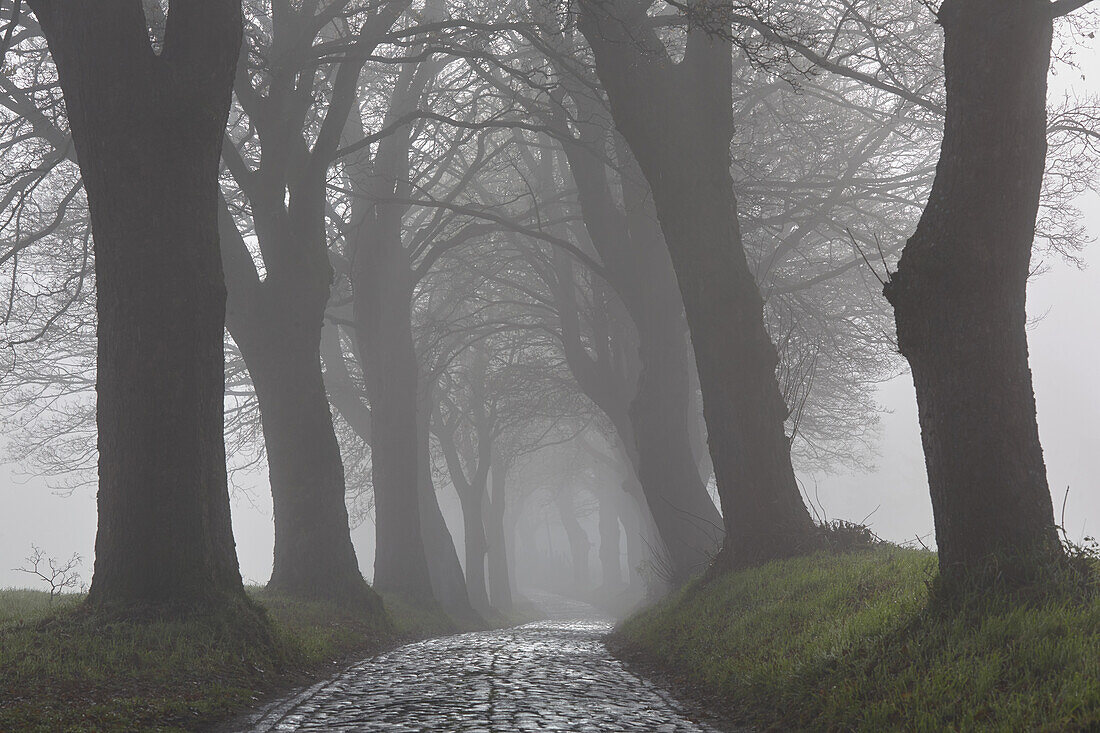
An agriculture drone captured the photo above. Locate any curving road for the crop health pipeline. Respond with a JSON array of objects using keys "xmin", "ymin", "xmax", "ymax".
[{"xmin": 239, "ymin": 595, "xmax": 728, "ymax": 732}]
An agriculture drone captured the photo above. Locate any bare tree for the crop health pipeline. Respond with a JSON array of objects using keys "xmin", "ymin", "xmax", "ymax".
[
  {"xmin": 22, "ymin": 0, "xmax": 250, "ymax": 613},
  {"xmin": 884, "ymin": 0, "xmax": 1096, "ymax": 584},
  {"xmin": 575, "ymin": 1, "xmax": 819, "ymax": 571},
  {"xmin": 218, "ymin": 0, "xmax": 412, "ymax": 607},
  {"xmin": 14, "ymin": 545, "xmax": 82, "ymax": 601}
]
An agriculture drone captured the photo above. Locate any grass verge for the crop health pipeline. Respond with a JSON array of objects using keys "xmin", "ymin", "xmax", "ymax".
[
  {"xmin": 611, "ymin": 546, "xmax": 1100, "ymax": 731},
  {"xmin": 0, "ymin": 585, "xmax": 466, "ymax": 732}
]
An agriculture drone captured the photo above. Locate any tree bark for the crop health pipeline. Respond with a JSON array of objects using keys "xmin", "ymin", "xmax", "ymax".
[
  {"xmin": 241, "ymin": 312, "xmax": 376, "ymax": 607},
  {"xmin": 31, "ymin": 0, "xmax": 248, "ymax": 611},
  {"xmin": 883, "ymin": 0, "xmax": 1062, "ymax": 580},
  {"xmin": 221, "ymin": 209, "xmax": 378, "ymax": 608},
  {"xmin": 416, "ymin": 396, "xmax": 478, "ymax": 617},
  {"xmin": 578, "ymin": 7, "xmax": 818, "ymax": 570},
  {"xmin": 356, "ymin": 284, "xmax": 434, "ymax": 601},
  {"xmin": 344, "ymin": 61, "xmax": 436, "ymax": 603}
]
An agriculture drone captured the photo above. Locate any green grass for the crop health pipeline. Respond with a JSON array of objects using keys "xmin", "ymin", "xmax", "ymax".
[
  {"xmin": 0, "ymin": 588, "xmax": 82, "ymax": 625},
  {"xmin": 0, "ymin": 585, "xmax": 467, "ymax": 732},
  {"xmin": 377, "ymin": 592, "xmax": 465, "ymax": 638},
  {"xmin": 613, "ymin": 547, "xmax": 1100, "ymax": 732}
]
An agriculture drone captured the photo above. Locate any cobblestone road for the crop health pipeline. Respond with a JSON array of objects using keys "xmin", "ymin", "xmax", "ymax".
[{"xmin": 239, "ymin": 595, "xmax": 728, "ymax": 732}]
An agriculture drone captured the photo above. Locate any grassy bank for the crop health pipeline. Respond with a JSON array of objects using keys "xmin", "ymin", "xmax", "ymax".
[
  {"xmin": 0, "ymin": 586, "xmax": 462, "ymax": 732},
  {"xmin": 612, "ymin": 547, "xmax": 1100, "ymax": 731}
]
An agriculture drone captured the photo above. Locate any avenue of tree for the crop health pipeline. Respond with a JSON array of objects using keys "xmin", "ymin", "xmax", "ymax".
[{"xmin": 0, "ymin": 0, "xmax": 1097, "ymax": 621}]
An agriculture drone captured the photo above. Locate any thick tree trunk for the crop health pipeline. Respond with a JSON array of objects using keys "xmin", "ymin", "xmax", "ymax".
[
  {"xmin": 456, "ymin": 486, "xmax": 491, "ymax": 614},
  {"xmin": 652, "ymin": 175, "xmax": 815, "ymax": 569},
  {"xmin": 579, "ymin": 10, "xmax": 817, "ymax": 570},
  {"xmin": 215, "ymin": 0, "xmax": 408, "ymax": 611},
  {"xmin": 356, "ymin": 286, "xmax": 434, "ymax": 601},
  {"xmin": 33, "ymin": 1, "xmax": 249, "ymax": 611},
  {"xmin": 486, "ymin": 461, "xmax": 512, "ymax": 612},
  {"xmin": 617, "ymin": 149, "xmax": 723, "ymax": 577},
  {"xmin": 347, "ymin": 60, "xmax": 436, "ymax": 603},
  {"xmin": 883, "ymin": 0, "xmax": 1062, "ymax": 580},
  {"xmin": 629, "ymin": 309, "xmax": 723, "ymax": 578},
  {"xmin": 222, "ymin": 203, "xmax": 377, "ymax": 608},
  {"xmin": 241, "ymin": 316, "xmax": 377, "ymax": 608}
]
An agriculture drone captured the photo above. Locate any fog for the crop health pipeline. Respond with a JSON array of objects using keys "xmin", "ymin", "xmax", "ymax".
[
  {"xmin": 7, "ymin": 1, "xmax": 1100, "ymax": 729},
  {"xmin": 0, "ymin": 0, "xmax": 1096, "ymax": 635},
  {"xmin": 2, "ymin": 240, "xmax": 1098, "ymax": 588}
]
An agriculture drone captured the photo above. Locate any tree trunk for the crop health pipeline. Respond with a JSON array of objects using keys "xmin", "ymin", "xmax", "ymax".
[
  {"xmin": 486, "ymin": 460, "xmax": 513, "ymax": 613},
  {"xmin": 456, "ymin": 485, "xmax": 491, "ymax": 615},
  {"xmin": 505, "ymin": 498, "xmax": 523, "ymax": 597},
  {"xmin": 883, "ymin": 0, "xmax": 1062, "ymax": 581},
  {"xmin": 579, "ymin": 10, "xmax": 817, "ymax": 570},
  {"xmin": 321, "ymin": 321, "xmax": 470, "ymax": 613},
  {"xmin": 617, "ymin": 148, "xmax": 723, "ymax": 577},
  {"xmin": 416, "ymin": 401, "xmax": 477, "ymax": 617},
  {"xmin": 434, "ymin": 389, "xmax": 493, "ymax": 615},
  {"xmin": 663, "ymin": 151, "xmax": 817, "ymax": 570},
  {"xmin": 629, "ymin": 308, "xmax": 723, "ymax": 578},
  {"xmin": 346, "ymin": 60, "xmax": 436, "ymax": 603},
  {"xmin": 33, "ymin": 1, "xmax": 249, "ymax": 611},
  {"xmin": 356, "ymin": 286, "xmax": 434, "ymax": 601},
  {"xmin": 242, "ymin": 315, "xmax": 377, "ymax": 608},
  {"xmin": 557, "ymin": 124, "xmax": 723, "ymax": 582},
  {"xmin": 220, "ymin": 202, "xmax": 378, "ymax": 608}
]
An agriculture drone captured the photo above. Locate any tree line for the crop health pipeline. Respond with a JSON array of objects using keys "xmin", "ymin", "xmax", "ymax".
[{"xmin": 0, "ymin": 0, "xmax": 1096, "ymax": 619}]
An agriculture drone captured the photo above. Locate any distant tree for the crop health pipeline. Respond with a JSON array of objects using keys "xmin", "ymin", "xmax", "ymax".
[
  {"xmin": 25, "ymin": 0, "xmax": 249, "ymax": 611},
  {"xmin": 218, "ymin": 0, "xmax": 411, "ymax": 607},
  {"xmin": 335, "ymin": 44, "xmax": 441, "ymax": 604},
  {"xmin": 321, "ymin": 43, "xmax": 527, "ymax": 612},
  {"xmin": 543, "ymin": 130, "xmax": 725, "ymax": 582},
  {"xmin": 431, "ymin": 314, "xmax": 591, "ymax": 613},
  {"xmin": 553, "ymin": 482, "xmax": 593, "ymax": 590},
  {"xmin": 576, "ymin": 0, "xmax": 819, "ymax": 571},
  {"xmin": 433, "ymin": 349, "xmax": 496, "ymax": 614}
]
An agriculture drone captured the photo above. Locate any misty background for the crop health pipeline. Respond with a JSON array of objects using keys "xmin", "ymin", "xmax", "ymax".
[{"xmin": 2, "ymin": 36, "xmax": 1097, "ymax": 591}]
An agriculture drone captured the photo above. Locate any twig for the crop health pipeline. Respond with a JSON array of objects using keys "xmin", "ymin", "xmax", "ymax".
[{"xmin": 847, "ymin": 228, "xmax": 886, "ymax": 286}]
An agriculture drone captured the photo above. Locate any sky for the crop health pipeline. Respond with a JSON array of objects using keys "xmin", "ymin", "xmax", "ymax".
[{"xmin": 2, "ymin": 42, "xmax": 1099, "ymax": 589}]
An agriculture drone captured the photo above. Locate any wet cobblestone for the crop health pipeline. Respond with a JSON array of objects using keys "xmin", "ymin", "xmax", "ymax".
[{"xmin": 242, "ymin": 595, "xmax": 725, "ymax": 732}]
